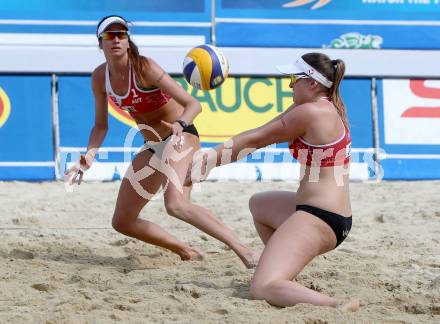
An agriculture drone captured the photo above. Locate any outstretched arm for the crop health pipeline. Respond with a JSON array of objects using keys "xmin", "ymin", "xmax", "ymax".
[
  {"xmin": 85, "ymin": 66, "xmax": 109, "ymax": 163},
  {"xmin": 188, "ymin": 104, "xmax": 312, "ymax": 184},
  {"xmin": 210, "ymin": 104, "xmax": 311, "ymax": 166},
  {"xmin": 65, "ymin": 66, "xmax": 108, "ymax": 185}
]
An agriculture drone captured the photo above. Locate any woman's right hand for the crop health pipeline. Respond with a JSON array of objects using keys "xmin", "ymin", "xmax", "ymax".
[{"xmin": 64, "ymin": 154, "xmax": 92, "ymax": 186}]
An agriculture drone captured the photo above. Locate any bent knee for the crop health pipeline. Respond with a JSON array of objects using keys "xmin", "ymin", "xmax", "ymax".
[
  {"xmin": 250, "ymin": 280, "xmax": 289, "ymax": 304},
  {"xmin": 112, "ymin": 213, "xmax": 132, "ymax": 234},
  {"xmin": 164, "ymin": 200, "xmax": 187, "ymax": 219},
  {"xmin": 249, "ymin": 193, "xmax": 264, "ymax": 217},
  {"xmin": 249, "ymin": 280, "xmax": 268, "ymax": 300}
]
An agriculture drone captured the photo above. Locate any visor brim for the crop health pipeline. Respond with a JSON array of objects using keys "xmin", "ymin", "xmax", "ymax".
[
  {"xmin": 275, "ymin": 64, "xmax": 303, "ymax": 75},
  {"xmin": 97, "ymin": 17, "xmax": 128, "ymax": 37}
]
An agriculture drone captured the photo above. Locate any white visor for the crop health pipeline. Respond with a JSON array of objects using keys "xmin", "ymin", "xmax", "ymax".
[
  {"xmin": 276, "ymin": 57, "xmax": 333, "ymax": 88},
  {"xmin": 97, "ymin": 16, "xmax": 129, "ymax": 37}
]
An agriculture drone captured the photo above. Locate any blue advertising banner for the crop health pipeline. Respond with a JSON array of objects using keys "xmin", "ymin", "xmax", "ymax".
[
  {"xmin": 0, "ymin": 0, "xmax": 210, "ymax": 21},
  {"xmin": 219, "ymin": 0, "xmax": 440, "ymax": 20},
  {"xmin": 0, "ymin": 76, "xmax": 54, "ymax": 180},
  {"xmin": 0, "ymin": 1, "xmax": 212, "ymax": 45},
  {"xmin": 216, "ymin": 0, "xmax": 440, "ymax": 49},
  {"xmin": 216, "ymin": 24, "xmax": 440, "ymax": 49},
  {"xmin": 376, "ymin": 78, "xmax": 440, "ymax": 179}
]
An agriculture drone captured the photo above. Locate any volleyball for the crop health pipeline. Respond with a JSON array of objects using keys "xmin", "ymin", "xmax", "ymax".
[{"xmin": 182, "ymin": 45, "xmax": 229, "ymax": 90}]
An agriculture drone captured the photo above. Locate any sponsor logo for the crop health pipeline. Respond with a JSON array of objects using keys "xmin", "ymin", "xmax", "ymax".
[
  {"xmin": 0, "ymin": 87, "xmax": 11, "ymax": 128},
  {"xmin": 401, "ymin": 80, "xmax": 440, "ymax": 118},
  {"xmin": 283, "ymin": 0, "xmax": 332, "ymax": 10},
  {"xmin": 324, "ymin": 32, "xmax": 383, "ymax": 49},
  {"xmin": 383, "ymin": 79, "xmax": 440, "ymax": 145}
]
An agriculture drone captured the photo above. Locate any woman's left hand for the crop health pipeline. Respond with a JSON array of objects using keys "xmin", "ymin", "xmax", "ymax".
[{"xmin": 161, "ymin": 120, "xmax": 185, "ymax": 149}]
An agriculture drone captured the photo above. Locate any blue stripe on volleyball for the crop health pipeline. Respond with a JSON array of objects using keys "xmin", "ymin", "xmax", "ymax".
[
  {"xmin": 197, "ymin": 45, "xmax": 224, "ymax": 88},
  {"xmin": 183, "ymin": 60, "xmax": 197, "ymax": 83}
]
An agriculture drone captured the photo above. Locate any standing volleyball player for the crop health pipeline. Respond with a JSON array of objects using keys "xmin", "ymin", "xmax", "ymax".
[
  {"xmin": 188, "ymin": 53, "xmax": 359, "ymax": 310},
  {"xmin": 64, "ymin": 15, "xmax": 258, "ymax": 268}
]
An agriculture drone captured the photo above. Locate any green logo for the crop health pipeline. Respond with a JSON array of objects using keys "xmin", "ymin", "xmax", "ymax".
[{"xmin": 324, "ymin": 32, "xmax": 383, "ymax": 49}]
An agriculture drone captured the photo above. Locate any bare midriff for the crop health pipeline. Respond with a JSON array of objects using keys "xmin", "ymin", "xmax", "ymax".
[{"xmin": 295, "ymin": 165, "xmax": 352, "ymax": 217}]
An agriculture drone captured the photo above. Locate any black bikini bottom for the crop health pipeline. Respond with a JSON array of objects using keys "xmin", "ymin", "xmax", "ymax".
[
  {"xmin": 296, "ymin": 204, "xmax": 352, "ymax": 247},
  {"xmin": 145, "ymin": 124, "xmax": 199, "ymax": 154}
]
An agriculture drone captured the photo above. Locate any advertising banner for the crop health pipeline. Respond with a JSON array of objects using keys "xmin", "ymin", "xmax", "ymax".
[
  {"xmin": 216, "ymin": 0, "xmax": 440, "ymax": 49},
  {"xmin": 59, "ymin": 75, "xmax": 373, "ymax": 181},
  {"xmin": 377, "ymin": 79, "xmax": 440, "ymax": 179},
  {"xmin": 0, "ymin": 0, "xmax": 211, "ymax": 21},
  {"xmin": 0, "ymin": 76, "xmax": 54, "ymax": 180},
  {"xmin": 0, "ymin": 1, "xmax": 212, "ymax": 47}
]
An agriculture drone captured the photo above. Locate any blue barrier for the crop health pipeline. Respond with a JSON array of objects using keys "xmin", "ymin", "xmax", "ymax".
[
  {"xmin": 1, "ymin": 73, "xmax": 437, "ymax": 181},
  {"xmin": 0, "ymin": 75, "xmax": 54, "ymax": 180}
]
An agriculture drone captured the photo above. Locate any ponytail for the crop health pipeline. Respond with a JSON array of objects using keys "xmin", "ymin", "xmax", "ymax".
[
  {"xmin": 330, "ymin": 59, "xmax": 348, "ymax": 127},
  {"xmin": 302, "ymin": 53, "xmax": 349, "ymax": 128}
]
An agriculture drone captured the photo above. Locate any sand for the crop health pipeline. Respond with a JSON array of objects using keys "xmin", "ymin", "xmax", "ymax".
[{"xmin": 0, "ymin": 180, "xmax": 439, "ymax": 323}]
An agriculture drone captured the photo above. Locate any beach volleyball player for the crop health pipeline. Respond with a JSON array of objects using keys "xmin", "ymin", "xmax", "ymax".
[
  {"xmin": 188, "ymin": 53, "xmax": 360, "ymax": 310},
  {"xmin": 64, "ymin": 15, "xmax": 258, "ymax": 267}
]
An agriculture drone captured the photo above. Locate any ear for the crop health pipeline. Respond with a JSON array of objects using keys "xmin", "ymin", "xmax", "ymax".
[
  {"xmin": 98, "ymin": 39, "xmax": 103, "ymax": 49},
  {"xmin": 309, "ymin": 79, "xmax": 319, "ymax": 89}
]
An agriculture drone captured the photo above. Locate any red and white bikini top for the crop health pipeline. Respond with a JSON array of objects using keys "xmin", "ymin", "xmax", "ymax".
[
  {"xmin": 288, "ymin": 99, "xmax": 352, "ymax": 167},
  {"xmin": 105, "ymin": 61, "xmax": 171, "ymax": 114}
]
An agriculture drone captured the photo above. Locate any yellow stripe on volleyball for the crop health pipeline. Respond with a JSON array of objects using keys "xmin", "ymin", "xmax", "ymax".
[{"xmin": 187, "ymin": 47, "xmax": 213, "ymax": 90}]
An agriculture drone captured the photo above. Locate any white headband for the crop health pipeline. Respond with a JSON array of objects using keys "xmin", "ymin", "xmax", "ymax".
[
  {"xmin": 276, "ymin": 57, "xmax": 334, "ymax": 88},
  {"xmin": 97, "ymin": 16, "xmax": 128, "ymax": 37}
]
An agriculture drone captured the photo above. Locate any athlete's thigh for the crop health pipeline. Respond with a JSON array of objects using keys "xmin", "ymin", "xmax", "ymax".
[
  {"xmin": 252, "ymin": 210, "xmax": 335, "ymax": 284},
  {"xmin": 114, "ymin": 147, "xmax": 164, "ymax": 220},
  {"xmin": 162, "ymin": 133, "xmax": 199, "ymax": 202},
  {"xmin": 250, "ymin": 191, "xmax": 297, "ymax": 229}
]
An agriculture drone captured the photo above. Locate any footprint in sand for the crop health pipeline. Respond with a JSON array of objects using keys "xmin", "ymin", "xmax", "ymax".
[
  {"xmin": 9, "ymin": 249, "xmax": 34, "ymax": 260},
  {"xmin": 212, "ymin": 309, "xmax": 228, "ymax": 315},
  {"xmin": 31, "ymin": 283, "xmax": 53, "ymax": 292},
  {"xmin": 174, "ymin": 284, "xmax": 202, "ymax": 299},
  {"xmin": 108, "ymin": 238, "xmax": 132, "ymax": 246}
]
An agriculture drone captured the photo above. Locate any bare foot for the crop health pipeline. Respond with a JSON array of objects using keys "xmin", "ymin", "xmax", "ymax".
[
  {"xmin": 339, "ymin": 299, "xmax": 360, "ymax": 312},
  {"xmin": 180, "ymin": 246, "xmax": 204, "ymax": 261},
  {"xmin": 238, "ymin": 249, "xmax": 261, "ymax": 269}
]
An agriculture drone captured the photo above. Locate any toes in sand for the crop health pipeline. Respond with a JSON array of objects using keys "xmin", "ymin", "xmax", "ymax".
[{"xmin": 339, "ymin": 299, "xmax": 360, "ymax": 312}]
